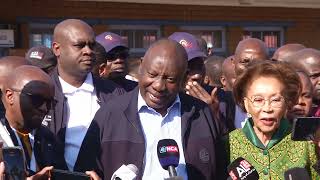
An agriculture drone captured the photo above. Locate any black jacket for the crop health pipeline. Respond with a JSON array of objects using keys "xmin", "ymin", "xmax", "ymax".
[
  {"xmin": 44, "ymin": 68, "xmax": 125, "ymax": 172},
  {"xmin": 0, "ymin": 118, "xmax": 63, "ymax": 173},
  {"xmin": 204, "ymin": 86, "xmax": 236, "ymax": 134},
  {"xmin": 223, "ymin": 90, "xmax": 236, "ymax": 132},
  {"xmin": 93, "ymin": 87, "xmax": 222, "ymax": 180},
  {"xmin": 111, "ymin": 77, "xmax": 138, "ymax": 92}
]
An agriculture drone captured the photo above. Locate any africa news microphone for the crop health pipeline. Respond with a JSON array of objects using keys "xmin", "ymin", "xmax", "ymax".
[
  {"xmin": 284, "ymin": 167, "xmax": 311, "ymax": 180},
  {"xmin": 227, "ymin": 157, "xmax": 259, "ymax": 180},
  {"xmin": 110, "ymin": 164, "xmax": 139, "ymax": 180},
  {"xmin": 157, "ymin": 139, "xmax": 183, "ymax": 180}
]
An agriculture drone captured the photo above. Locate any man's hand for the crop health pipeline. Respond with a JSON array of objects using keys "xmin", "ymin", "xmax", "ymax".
[
  {"xmin": 85, "ymin": 171, "xmax": 101, "ymax": 180},
  {"xmin": 26, "ymin": 166, "xmax": 53, "ymax": 180},
  {"xmin": 185, "ymin": 81, "xmax": 220, "ymax": 114}
]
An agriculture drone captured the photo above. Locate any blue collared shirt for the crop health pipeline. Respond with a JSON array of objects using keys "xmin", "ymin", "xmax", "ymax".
[{"xmin": 137, "ymin": 91, "xmax": 188, "ymax": 180}]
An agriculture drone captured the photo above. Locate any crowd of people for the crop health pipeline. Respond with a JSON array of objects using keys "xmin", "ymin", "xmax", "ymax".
[{"xmin": 0, "ymin": 18, "xmax": 319, "ymax": 180}]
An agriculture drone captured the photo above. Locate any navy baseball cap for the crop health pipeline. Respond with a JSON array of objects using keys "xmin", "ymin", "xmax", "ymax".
[
  {"xmin": 168, "ymin": 32, "xmax": 207, "ymax": 61},
  {"xmin": 25, "ymin": 46, "xmax": 57, "ymax": 69},
  {"xmin": 95, "ymin": 32, "xmax": 128, "ymax": 53}
]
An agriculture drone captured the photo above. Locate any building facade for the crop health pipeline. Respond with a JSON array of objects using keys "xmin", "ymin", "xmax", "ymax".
[{"xmin": 0, "ymin": 0, "xmax": 320, "ymax": 57}]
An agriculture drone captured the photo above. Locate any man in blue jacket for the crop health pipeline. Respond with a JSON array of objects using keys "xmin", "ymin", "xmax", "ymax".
[{"xmin": 94, "ymin": 39, "xmax": 220, "ymax": 180}]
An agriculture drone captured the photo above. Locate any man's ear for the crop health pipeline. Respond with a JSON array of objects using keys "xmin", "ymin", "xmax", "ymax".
[
  {"xmin": 180, "ymin": 72, "xmax": 188, "ymax": 90},
  {"xmin": 203, "ymin": 75, "xmax": 210, "ymax": 86},
  {"xmin": 220, "ymin": 75, "xmax": 226, "ymax": 88},
  {"xmin": 98, "ymin": 63, "xmax": 108, "ymax": 77},
  {"xmin": 231, "ymin": 56, "xmax": 235, "ymax": 65},
  {"xmin": 5, "ymin": 89, "xmax": 14, "ymax": 106},
  {"xmin": 52, "ymin": 42, "xmax": 61, "ymax": 57}
]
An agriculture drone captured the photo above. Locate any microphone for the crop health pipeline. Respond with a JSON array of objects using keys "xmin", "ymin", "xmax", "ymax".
[
  {"xmin": 157, "ymin": 139, "xmax": 180, "ymax": 177},
  {"xmin": 227, "ymin": 157, "xmax": 259, "ymax": 180},
  {"xmin": 110, "ymin": 164, "xmax": 138, "ymax": 180},
  {"xmin": 284, "ymin": 167, "xmax": 311, "ymax": 180}
]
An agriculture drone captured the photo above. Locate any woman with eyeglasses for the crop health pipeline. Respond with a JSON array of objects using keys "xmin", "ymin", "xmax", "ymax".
[{"xmin": 218, "ymin": 61, "xmax": 320, "ymax": 179}]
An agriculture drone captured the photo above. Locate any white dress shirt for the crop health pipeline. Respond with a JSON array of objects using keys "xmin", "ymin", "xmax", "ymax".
[
  {"xmin": 234, "ymin": 105, "xmax": 248, "ymax": 128},
  {"xmin": 59, "ymin": 73, "xmax": 100, "ymax": 171},
  {"xmin": 137, "ymin": 91, "xmax": 188, "ymax": 180}
]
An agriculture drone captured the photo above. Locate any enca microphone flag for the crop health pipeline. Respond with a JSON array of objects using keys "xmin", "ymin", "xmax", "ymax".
[
  {"xmin": 157, "ymin": 139, "xmax": 180, "ymax": 170},
  {"xmin": 227, "ymin": 157, "xmax": 259, "ymax": 180}
]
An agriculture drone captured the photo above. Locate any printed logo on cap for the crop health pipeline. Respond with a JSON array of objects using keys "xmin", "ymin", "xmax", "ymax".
[
  {"xmin": 105, "ymin": 35, "xmax": 113, "ymax": 41},
  {"xmin": 29, "ymin": 51, "xmax": 44, "ymax": 60},
  {"xmin": 179, "ymin": 39, "xmax": 192, "ymax": 48}
]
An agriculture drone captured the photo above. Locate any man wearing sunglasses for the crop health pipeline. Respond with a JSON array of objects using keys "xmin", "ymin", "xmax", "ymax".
[
  {"xmin": 1, "ymin": 65, "xmax": 63, "ymax": 179},
  {"xmin": 95, "ymin": 32, "xmax": 138, "ymax": 92}
]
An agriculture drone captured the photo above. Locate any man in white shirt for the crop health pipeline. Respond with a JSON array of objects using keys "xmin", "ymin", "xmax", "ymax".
[
  {"xmin": 94, "ymin": 39, "xmax": 220, "ymax": 180},
  {"xmin": 231, "ymin": 38, "xmax": 268, "ymax": 129},
  {"xmin": 46, "ymin": 19, "xmax": 123, "ymax": 177}
]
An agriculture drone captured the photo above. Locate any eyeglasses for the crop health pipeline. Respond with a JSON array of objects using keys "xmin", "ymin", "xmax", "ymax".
[
  {"xmin": 10, "ymin": 88, "xmax": 54, "ymax": 110},
  {"xmin": 244, "ymin": 95, "xmax": 286, "ymax": 108},
  {"xmin": 106, "ymin": 51, "xmax": 129, "ymax": 61}
]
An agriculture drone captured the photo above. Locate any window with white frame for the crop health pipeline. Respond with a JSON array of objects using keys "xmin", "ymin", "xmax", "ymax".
[
  {"xmin": 242, "ymin": 27, "xmax": 284, "ymax": 52},
  {"xmin": 180, "ymin": 26, "xmax": 226, "ymax": 54},
  {"xmin": 109, "ymin": 25, "xmax": 160, "ymax": 55},
  {"xmin": 29, "ymin": 23, "xmax": 55, "ymax": 48}
]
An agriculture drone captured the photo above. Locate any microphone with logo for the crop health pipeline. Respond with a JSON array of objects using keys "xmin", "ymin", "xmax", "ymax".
[
  {"xmin": 227, "ymin": 157, "xmax": 259, "ymax": 180},
  {"xmin": 110, "ymin": 164, "xmax": 139, "ymax": 180},
  {"xmin": 157, "ymin": 139, "xmax": 183, "ymax": 180}
]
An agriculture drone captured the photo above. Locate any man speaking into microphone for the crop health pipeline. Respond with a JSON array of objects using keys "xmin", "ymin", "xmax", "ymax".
[{"xmin": 92, "ymin": 39, "xmax": 221, "ymax": 180}]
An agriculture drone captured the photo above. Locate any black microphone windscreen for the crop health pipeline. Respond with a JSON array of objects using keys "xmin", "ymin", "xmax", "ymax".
[
  {"xmin": 227, "ymin": 157, "xmax": 259, "ymax": 180},
  {"xmin": 284, "ymin": 167, "xmax": 311, "ymax": 180},
  {"xmin": 157, "ymin": 139, "xmax": 180, "ymax": 170}
]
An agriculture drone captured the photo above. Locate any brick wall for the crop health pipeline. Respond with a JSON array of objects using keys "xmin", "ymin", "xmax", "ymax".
[{"xmin": 1, "ymin": 0, "xmax": 320, "ymax": 56}]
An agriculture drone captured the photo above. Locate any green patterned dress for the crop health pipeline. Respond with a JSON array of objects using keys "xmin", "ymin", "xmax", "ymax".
[{"xmin": 229, "ymin": 118, "xmax": 319, "ymax": 180}]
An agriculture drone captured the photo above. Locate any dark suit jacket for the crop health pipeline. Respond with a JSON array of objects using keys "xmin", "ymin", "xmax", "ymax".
[
  {"xmin": 93, "ymin": 87, "xmax": 222, "ymax": 180},
  {"xmin": 44, "ymin": 68, "xmax": 125, "ymax": 172},
  {"xmin": 111, "ymin": 77, "xmax": 138, "ymax": 92},
  {"xmin": 204, "ymin": 86, "xmax": 236, "ymax": 133},
  {"xmin": 223, "ymin": 91, "xmax": 236, "ymax": 132},
  {"xmin": 0, "ymin": 118, "xmax": 63, "ymax": 173}
]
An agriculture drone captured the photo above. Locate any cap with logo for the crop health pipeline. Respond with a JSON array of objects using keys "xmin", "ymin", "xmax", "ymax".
[
  {"xmin": 95, "ymin": 32, "xmax": 128, "ymax": 53},
  {"xmin": 168, "ymin": 32, "xmax": 207, "ymax": 61},
  {"xmin": 25, "ymin": 46, "xmax": 57, "ymax": 69}
]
